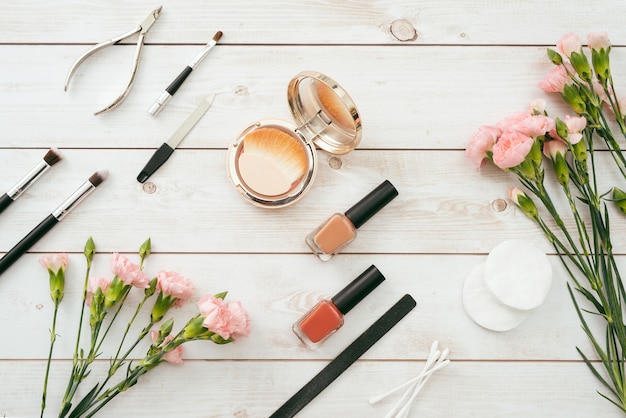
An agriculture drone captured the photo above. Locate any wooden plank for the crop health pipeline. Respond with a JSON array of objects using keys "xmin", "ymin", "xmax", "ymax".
[
  {"xmin": 0, "ymin": 1, "xmax": 624, "ymax": 45},
  {"xmin": 0, "ymin": 252, "xmax": 607, "ymax": 361},
  {"xmin": 3, "ymin": 45, "xmax": 625, "ymax": 150},
  {"xmin": 0, "ymin": 360, "xmax": 621, "ymax": 417},
  {"xmin": 1, "ymin": 149, "xmax": 625, "ymax": 255}
]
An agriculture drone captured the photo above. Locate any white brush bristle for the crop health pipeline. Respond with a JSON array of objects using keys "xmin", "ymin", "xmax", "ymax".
[{"xmin": 242, "ymin": 128, "xmax": 308, "ymax": 184}]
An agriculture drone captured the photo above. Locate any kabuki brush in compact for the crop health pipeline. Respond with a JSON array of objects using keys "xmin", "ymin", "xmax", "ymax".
[{"xmin": 227, "ymin": 71, "xmax": 362, "ymax": 208}]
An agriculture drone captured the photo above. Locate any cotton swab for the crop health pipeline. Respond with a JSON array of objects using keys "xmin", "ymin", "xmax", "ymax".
[
  {"xmin": 370, "ymin": 340, "xmax": 439, "ymax": 405},
  {"xmin": 397, "ymin": 350, "xmax": 450, "ymax": 417},
  {"xmin": 369, "ymin": 341, "xmax": 451, "ymax": 418},
  {"xmin": 369, "ymin": 358, "xmax": 449, "ymax": 404}
]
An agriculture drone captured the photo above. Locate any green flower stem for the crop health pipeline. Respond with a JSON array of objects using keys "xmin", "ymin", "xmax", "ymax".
[
  {"xmin": 94, "ymin": 287, "xmax": 131, "ymax": 356},
  {"xmin": 41, "ymin": 300, "xmax": 60, "ymax": 418},
  {"xmin": 108, "ymin": 293, "xmax": 153, "ymax": 375}
]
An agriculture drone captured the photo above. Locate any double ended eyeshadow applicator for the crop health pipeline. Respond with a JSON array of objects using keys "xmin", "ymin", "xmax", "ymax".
[{"xmin": 306, "ymin": 180, "xmax": 399, "ymax": 261}]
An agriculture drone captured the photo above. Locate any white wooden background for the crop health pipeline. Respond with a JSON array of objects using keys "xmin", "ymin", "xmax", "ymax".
[{"xmin": 2, "ymin": 1, "xmax": 626, "ymax": 417}]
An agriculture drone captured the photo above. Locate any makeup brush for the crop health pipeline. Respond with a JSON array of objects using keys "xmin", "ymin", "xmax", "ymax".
[
  {"xmin": 148, "ymin": 31, "xmax": 223, "ymax": 116},
  {"xmin": 316, "ymin": 81, "xmax": 355, "ymax": 130},
  {"xmin": 0, "ymin": 148, "xmax": 63, "ymax": 215},
  {"xmin": 0, "ymin": 170, "xmax": 108, "ymax": 276},
  {"xmin": 238, "ymin": 128, "xmax": 309, "ymax": 196}
]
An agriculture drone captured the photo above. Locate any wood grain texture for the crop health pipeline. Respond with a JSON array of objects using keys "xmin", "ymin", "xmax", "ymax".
[{"xmin": 3, "ymin": 1, "xmax": 626, "ymax": 417}]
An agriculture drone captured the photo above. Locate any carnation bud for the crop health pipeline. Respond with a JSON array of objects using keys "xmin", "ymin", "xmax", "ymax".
[
  {"xmin": 49, "ymin": 269, "xmax": 65, "ymax": 305},
  {"xmin": 159, "ymin": 318, "xmax": 175, "ymax": 340},
  {"xmin": 84, "ymin": 237, "xmax": 96, "ymax": 265},
  {"xmin": 569, "ymin": 51, "xmax": 593, "ymax": 82},
  {"xmin": 554, "ymin": 118, "xmax": 569, "ymax": 140},
  {"xmin": 182, "ymin": 315, "xmax": 208, "ymax": 340},
  {"xmin": 150, "ymin": 292, "xmax": 176, "ymax": 323},
  {"xmin": 553, "ymin": 153, "xmax": 569, "ymax": 186},
  {"xmin": 145, "ymin": 277, "xmax": 158, "ymax": 297},
  {"xmin": 509, "ymin": 188, "xmax": 538, "ymax": 220},
  {"xmin": 547, "ymin": 48, "xmax": 563, "ymax": 65},
  {"xmin": 139, "ymin": 238, "xmax": 151, "ymax": 260},
  {"xmin": 591, "ymin": 48, "xmax": 611, "ymax": 87},
  {"xmin": 612, "ymin": 187, "xmax": 626, "ymax": 215},
  {"xmin": 562, "ymin": 85, "xmax": 586, "ymax": 114}
]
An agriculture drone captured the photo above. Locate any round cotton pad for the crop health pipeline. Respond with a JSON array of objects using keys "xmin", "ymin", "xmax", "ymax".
[
  {"xmin": 463, "ymin": 263, "xmax": 530, "ymax": 331},
  {"xmin": 484, "ymin": 239, "xmax": 552, "ymax": 311}
]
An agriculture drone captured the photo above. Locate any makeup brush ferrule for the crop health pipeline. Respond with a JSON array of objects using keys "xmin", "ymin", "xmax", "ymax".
[
  {"xmin": 189, "ymin": 41, "xmax": 217, "ymax": 69},
  {"xmin": 7, "ymin": 160, "xmax": 51, "ymax": 200},
  {"xmin": 52, "ymin": 181, "xmax": 97, "ymax": 221},
  {"xmin": 148, "ymin": 91, "xmax": 172, "ymax": 116}
]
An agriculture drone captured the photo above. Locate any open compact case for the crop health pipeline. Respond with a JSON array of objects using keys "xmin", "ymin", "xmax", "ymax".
[{"xmin": 227, "ymin": 71, "xmax": 362, "ymax": 208}]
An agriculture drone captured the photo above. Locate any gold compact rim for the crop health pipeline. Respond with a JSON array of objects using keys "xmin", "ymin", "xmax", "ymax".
[
  {"xmin": 287, "ymin": 71, "xmax": 362, "ymax": 155},
  {"xmin": 227, "ymin": 119, "xmax": 318, "ymax": 209}
]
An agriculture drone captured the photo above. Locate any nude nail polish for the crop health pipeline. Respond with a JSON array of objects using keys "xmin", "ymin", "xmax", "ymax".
[
  {"xmin": 306, "ymin": 180, "xmax": 399, "ymax": 261},
  {"xmin": 293, "ymin": 265, "xmax": 386, "ymax": 349}
]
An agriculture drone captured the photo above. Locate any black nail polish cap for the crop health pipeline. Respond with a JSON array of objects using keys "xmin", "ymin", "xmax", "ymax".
[
  {"xmin": 331, "ymin": 265, "xmax": 386, "ymax": 314},
  {"xmin": 344, "ymin": 180, "xmax": 398, "ymax": 229}
]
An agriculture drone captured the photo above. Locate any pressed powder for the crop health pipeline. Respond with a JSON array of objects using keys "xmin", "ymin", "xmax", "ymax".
[
  {"xmin": 237, "ymin": 127, "xmax": 309, "ymax": 196},
  {"xmin": 227, "ymin": 71, "xmax": 362, "ymax": 208}
]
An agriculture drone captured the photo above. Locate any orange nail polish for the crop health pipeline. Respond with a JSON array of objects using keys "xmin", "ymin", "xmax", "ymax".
[
  {"xmin": 293, "ymin": 265, "xmax": 386, "ymax": 349},
  {"xmin": 306, "ymin": 180, "xmax": 398, "ymax": 261}
]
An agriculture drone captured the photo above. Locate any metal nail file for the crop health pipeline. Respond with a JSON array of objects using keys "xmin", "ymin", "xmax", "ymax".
[{"xmin": 137, "ymin": 94, "xmax": 216, "ymax": 183}]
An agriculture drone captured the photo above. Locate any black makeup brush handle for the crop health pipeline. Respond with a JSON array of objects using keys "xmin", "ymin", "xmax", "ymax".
[
  {"xmin": 166, "ymin": 66, "xmax": 193, "ymax": 96},
  {"xmin": 0, "ymin": 193, "xmax": 13, "ymax": 215},
  {"xmin": 0, "ymin": 214, "xmax": 58, "ymax": 276}
]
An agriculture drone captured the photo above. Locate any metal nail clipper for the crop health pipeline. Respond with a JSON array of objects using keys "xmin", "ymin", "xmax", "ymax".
[{"xmin": 64, "ymin": 6, "xmax": 163, "ymax": 115}]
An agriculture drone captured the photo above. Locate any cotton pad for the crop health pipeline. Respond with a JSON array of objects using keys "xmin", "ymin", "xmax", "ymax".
[
  {"xmin": 483, "ymin": 239, "xmax": 552, "ymax": 311},
  {"xmin": 463, "ymin": 263, "xmax": 530, "ymax": 331}
]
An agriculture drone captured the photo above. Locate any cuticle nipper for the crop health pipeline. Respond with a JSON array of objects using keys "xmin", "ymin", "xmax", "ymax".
[{"xmin": 64, "ymin": 6, "xmax": 163, "ymax": 115}]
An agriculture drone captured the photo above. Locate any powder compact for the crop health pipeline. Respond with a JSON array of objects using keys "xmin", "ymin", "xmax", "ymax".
[{"xmin": 227, "ymin": 71, "xmax": 362, "ymax": 208}]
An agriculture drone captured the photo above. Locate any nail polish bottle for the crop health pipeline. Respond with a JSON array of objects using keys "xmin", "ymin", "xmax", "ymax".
[
  {"xmin": 306, "ymin": 180, "xmax": 398, "ymax": 261},
  {"xmin": 293, "ymin": 265, "xmax": 386, "ymax": 349}
]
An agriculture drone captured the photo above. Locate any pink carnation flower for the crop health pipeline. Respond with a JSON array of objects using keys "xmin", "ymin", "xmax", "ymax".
[
  {"xmin": 492, "ymin": 130, "xmax": 534, "ymax": 169},
  {"xmin": 39, "ymin": 253, "xmax": 68, "ymax": 274},
  {"xmin": 226, "ymin": 300, "xmax": 251, "ymax": 339},
  {"xmin": 543, "ymin": 139, "xmax": 569, "ymax": 160},
  {"xmin": 465, "ymin": 125, "xmax": 501, "ymax": 169},
  {"xmin": 557, "ymin": 32, "xmax": 581, "ymax": 58},
  {"xmin": 156, "ymin": 270, "xmax": 195, "ymax": 307},
  {"xmin": 86, "ymin": 276, "xmax": 112, "ymax": 306},
  {"xmin": 496, "ymin": 112, "xmax": 554, "ymax": 138},
  {"xmin": 587, "ymin": 32, "xmax": 610, "ymax": 51},
  {"xmin": 150, "ymin": 330, "xmax": 183, "ymax": 365},
  {"xmin": 563, "ymin": 115, "xmax": 587, "ymax": 144},
  {"xmin": 539, "ymin": 65, "xmax": 571, "ymax": 93},
  {"xmin": 110, "ymin": 253, "xmax": 150, "ymax": 288},
  {"xmin": 198, "ymin": 295, "xmax": 234, "ymax": 340}
]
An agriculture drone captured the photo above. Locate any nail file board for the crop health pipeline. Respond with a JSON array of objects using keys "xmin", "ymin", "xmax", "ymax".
[{"xmin": 270, "ymin": 293, "xmax": 417, "ymax": 418}]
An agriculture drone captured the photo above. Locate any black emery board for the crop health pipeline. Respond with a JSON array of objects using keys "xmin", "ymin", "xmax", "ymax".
[{"xmin": 270, "ymin": 293, "xmax": 417, "ymax": 418}]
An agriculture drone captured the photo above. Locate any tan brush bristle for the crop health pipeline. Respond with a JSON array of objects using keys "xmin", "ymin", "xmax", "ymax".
[
  {"xmin": 88, "ymin": 170, "xmax": 109, "ymax": 187},
  {"xmin": 316, "ymin": 81, "xmax": 354, "ymax": 130},
  {"xmin": 242, "ymin": 128, "xmax": 308, "ymax": 183},
  {"xmin": 213, "ymin": 31, "xmax": 223, "ymax": 42},
  {"xmin": 43, "ymin": 148, "xmax": 62, "ymax": 166}
]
